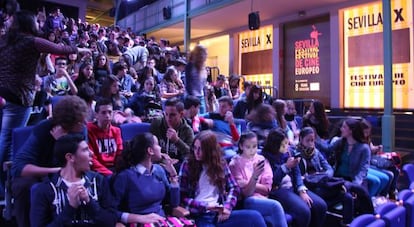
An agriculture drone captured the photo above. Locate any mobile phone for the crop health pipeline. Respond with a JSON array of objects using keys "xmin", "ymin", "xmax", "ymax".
[{"xmin": 293, "ymin": 152, "xmax": 301, "ymax": 158}]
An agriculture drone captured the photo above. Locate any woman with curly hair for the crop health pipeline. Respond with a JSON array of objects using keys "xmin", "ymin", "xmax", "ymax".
[
  {"xmin": 179, "ymin": 130, "xmax": 266, "ymax": 226},
  {"xmin": 93, "ymin": 53, "xmax": 111, "ymax": 84}
]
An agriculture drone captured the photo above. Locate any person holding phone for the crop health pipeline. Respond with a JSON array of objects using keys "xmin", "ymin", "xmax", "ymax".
[
  {"xmin": 229, "ymin": 132, "xmax": 287, "ymax": 227},
  {"xmin": 262, "ymin": 129, "xmax": 327, "ymax": 227},
  {"xmin": 179, "ymin": 130, "xmax": 266, "ymax": 226}
]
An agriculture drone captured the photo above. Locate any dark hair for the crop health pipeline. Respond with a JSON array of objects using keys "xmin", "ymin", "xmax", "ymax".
[
  {"xmin": 116, "ymin": 133, "xmax": 155, "ymax": 172},
  {"xmin": 312, "ymin": 100, "xmax": 329, "ymax": 134},
  {"xmin": 54, "ymin": 134, "xmax": 84, "ymax": 167},
  {"xmin": 187, "ymin": 130, "xmax": 226, "ymax": 193},
  {"xmin": 99, "ymin": 75, "xmax": 119, "ymax": 99},
  {"xmin": 112, "ymin": 62, "xmax": 127, "ymax": 75},
  {"xmin": 218, "ymin": 95, "xmax": 233, "ymax": 107},
  {"xmin": 216, "ymin": 74, "xmax": 226, "ymax": 81},
  {"xmin": 344, "ymin": 118, "xmax": 366, "ymax": 143},
  {"xmin": 163, "ymin": 67, "xmax": 177, "ymax": 83},
  {"xmin": 262, "ymin": 128, "xmax": 287, "ymax": 156},
  {"xmin": 299, "ymin": 127, "xmax": 315, "ymax": 141},
  {"xmin": 247, "ymin": 84, "xmax": 263, "ymax": 112},
  {"xmin": 75, "ymin": 62, "xmax": 95, "ymax": 88},
  {"xmin": 246, "ymin": 103, "xmax": 275, "ymax": 123},
  {"xmin": 94, "ymin": 53, "xmax": 111, "ymax": 73},
  {"xmin": 184, "ymin": 95, "xmax": 200, "ymax": 109},
  {"xmin": 361, "ymin": 118, "xmax": 372, "ymax": 143},
  {"xmin": 77, "ymin": 84, "xmax": 95, "ymax": 104},
  {"xmin": 237, "ymin": 131, "xmax": 257, "ymax": 154},
  {"xmin": 52, "ymin": 96, "xmax": 88, "ymax": 131},
  {"xmin": 55, "ymin": 56, "xmax": 68, "ymax": 65},
  {"xmin": 5, "ymin": 10, "xmax": 38, "ymax": 44},
  {"xmin": 95, "ymin": 98, "xmax": 113, "ymax": 113},
  {"xmin": 273, "ymin": 99, "xmax": 287, "ymax": 130},
  {"xmin": 165, "ymin": 97, "xmax": 184, "ymax": 112}
]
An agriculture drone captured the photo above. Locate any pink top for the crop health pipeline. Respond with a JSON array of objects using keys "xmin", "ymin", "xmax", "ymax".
[{"xmin": 229, "ymin": 154, "xmax": 273, "ymax": 198}]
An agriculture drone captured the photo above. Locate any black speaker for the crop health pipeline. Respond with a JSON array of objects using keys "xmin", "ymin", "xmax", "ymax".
[
  {"xmin": 248, "ymin": 11, "xmax": 260, "ymax": 30},
  {"xmin": 163, "ymin": 6, "xmax": 172, "ymax": 20}
]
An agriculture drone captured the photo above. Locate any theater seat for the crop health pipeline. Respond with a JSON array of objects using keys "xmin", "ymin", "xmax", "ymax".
[
  {"xmin": 350, "ymin": 214, "xmax": 386, "ymax": 227},
  {"xmin": 403, "ymin": 164, "xmax": 414, "ymax": 185},
  {"xmin": 398, "ymin": 189, "xmax": 414, "ymax": 227},
  {"xmin": 119, "ymin": 122, "xmax": 151, "ymax": 142},
  {"xmin": 376, "ymin": 202, "xmax": 406, "ymax": 227}
]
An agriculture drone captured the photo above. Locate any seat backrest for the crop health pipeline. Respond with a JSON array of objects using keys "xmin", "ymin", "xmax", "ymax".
[
  {"xmin": 376, "ymin": 202, "xmax": 406, "ymax": 227},
  {"xmin": 119, "ymin": 122, "xmax": 151, "ymax": 142},
  {"xmin": 12, "ymin": 126, "xmax": 34, "ymax": 159},
  {"xmin": 350, "ymin": 214, "xmax": 386, "ymax": 227},
  {"xmin": 403, "ymin": 164, "xmax": 414, "ymax": 184}
]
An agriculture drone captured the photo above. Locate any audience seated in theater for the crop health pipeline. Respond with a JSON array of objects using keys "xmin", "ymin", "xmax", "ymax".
[
  {"xmin": 127, "ymin": 75, "xmax": 162, "ymax": 121},
  {"xmin": 150, "ymin": 98, "xmax": 194, "ymax": 168},
  {"xmin": 273, "ymin": 99, "xmax": 296, "ymax": 145},
  {"xmin": 302, "ymin": 100, "xmax": 329, "ymax": 140},
  {"xmin": 296, "ymin": 127, "xmax": 354, "ymax": 225},
  {"xmin": 233, "ymin": 84, "xmax": 263, "ymax": 119},
  {"xmin": 229, "ymin": 132, "xmax": 287, "ymax": 227},
  {"xmin": 74, "ymin": 62, "xmax": 96, "ymax": 93},
  {"xmin": 28, "ymin": 74, "xmax": 51, "ymax": 125},
  {"xmin": 212, "ymin": 74, "xmax": 231, "ymax": 100},
  {"xmin": 30, "ymin": 134, "xmax": 118, "ymax": 227},
  {"xmin": 246, "ymin": 103, "xmax": 278, "ymax": 149},
  {"xmin": 285, "ymin": 100, "xmax": 300, "ymax": 142},
  {"xmin": 362, "ymin": 119, "xmax": 398, "ymax": 199},
  {"xmin": 262, "ymin": 128, "xmax": 327, "ymax": 227},
  {"xmin": 93, "ymin": 53, "xmax": 111, "ymax": 85},
  {"xmin": 179, "ymin": 130, "xmax": 267, "ymax": 227},
  {"xmin": 43, "ymin": 57, "xmax": 78, "ymax": 96},
  {"xmin": 113, "ymin": 61, "xmax": 135, "ymax": 98},
  {"xmin": 202, "ymin": 96, "xmax": 240, "ymax": 159},
  {"xmin": 11, "ymin": 95, "xmax": 89, "ymax": 227},
  {"xmin": 160, "ymin": 67, "xmax": 185, "ymax": 101},
  {"xmin": 183, "ymin": 95, "xmax": 202, "ymax": 134},
  {"xmin": 111, "ymin": 133, "xmax": 178, "ymax": 225},
  {"xmin": 87, "ymin": 98, "xmax": 123, "ymax": 176},
  {"xmin": 77, "ymin": 84, "xmax": 97, "ymax": 122},
  {"xmin": 315, "ymin": 119, "xmax": 374, "ymax": 210},
  {"xmin": 228, "ymin": 75, "xmax": 241, "ymax": 100},
  {"xmin": 97, "ymin": 75, "xmax": 140, "ymax": 125}
]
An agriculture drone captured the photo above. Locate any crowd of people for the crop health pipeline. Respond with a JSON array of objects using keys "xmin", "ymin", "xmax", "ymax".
[{"xmin": 0, "ymin": 1, "xmax": 401, "ymax": 227}]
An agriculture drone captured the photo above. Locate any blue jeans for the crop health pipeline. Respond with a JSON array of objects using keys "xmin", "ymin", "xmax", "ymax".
[
  {"xmin": 244, "ymin": 196, "xmax": 288, "ymax": 227},
  {"xmin": 270, "ymin": 188, "xmax": 327, "ymax": 227},
  {"xmin": 0, "ymin": 102, "xmax": 31, "ymax": 193},
  {"xmin": 193, "ymin": 209, "xmax": 266, "ymax": 227},
  {"xmin": 367, "ymin": 167, "xmax": 390, "ymax": 196}
]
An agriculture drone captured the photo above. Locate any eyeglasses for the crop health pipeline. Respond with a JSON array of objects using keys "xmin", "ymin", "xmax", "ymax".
[{"xmin": 56, "ymin": 62, "xmax": 67, "ymax": 66}]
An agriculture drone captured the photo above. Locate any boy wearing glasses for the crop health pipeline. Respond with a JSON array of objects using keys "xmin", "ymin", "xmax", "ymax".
[{"xmin": 43, "ymin": 57, "xmax": 78, "ymax": 96}]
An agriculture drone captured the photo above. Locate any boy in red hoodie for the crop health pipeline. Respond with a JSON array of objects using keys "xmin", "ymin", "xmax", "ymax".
[{"xmin": 87, "ymin": 98, "xmax": 123, "ymax": 175}]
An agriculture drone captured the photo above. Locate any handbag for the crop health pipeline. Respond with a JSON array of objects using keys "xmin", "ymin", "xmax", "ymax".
[
  {"xmin": 371, "ymin": 155, "xmax": 393, "ymax": 169},
  {"xmin": 304, "ymin": 173, "xmax": 345, "ymax": 199}
]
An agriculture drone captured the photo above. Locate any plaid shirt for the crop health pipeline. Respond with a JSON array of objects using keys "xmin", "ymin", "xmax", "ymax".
[{"xmin": 179, "ymin": 160, "xmax": 240, "ymax": 214}]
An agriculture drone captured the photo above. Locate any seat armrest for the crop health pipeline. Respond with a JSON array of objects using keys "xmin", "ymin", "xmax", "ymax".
[
  {"xmin": 3, "ymin": 161, "xmax": 12, "ymax": 171},
  {"xmin": 171, "ymin": 206, "xmax": 190, "ymax": 217}
]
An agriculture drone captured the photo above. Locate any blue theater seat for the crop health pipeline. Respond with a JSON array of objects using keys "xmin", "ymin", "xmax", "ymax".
[
  {"xmin": 119, "ymin": 122, "xmax": 151, "ymax": 142},
  {"xmin": 350, "ymin": 214, "xmax": 386, "ymax": 227},
  {"xmin": 376, "ymin": 202, "xmax": 406, "ymax": 227},
  {"xmin": 398, "ymin": 189, "xmax": 414, "ymax": 227},
  {"xmin": 403, "ymin": 164, "xmax": 414, "ymax": 186}
]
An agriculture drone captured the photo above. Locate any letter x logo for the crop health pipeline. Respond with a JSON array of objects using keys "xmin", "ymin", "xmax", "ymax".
[
  {"xmin": 394, "ymin": 8, "xmax": 404, "ymax": 22},
  {"xmin": 266, "ymin": 34, "xmax": 272, "ymax": 44}
]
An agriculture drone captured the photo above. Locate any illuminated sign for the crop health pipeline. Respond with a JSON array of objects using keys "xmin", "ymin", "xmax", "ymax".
[
  {"xmin": 239, "ymin": 26, "xmax": 273, "ymax": 88},
  {"xmin": 343, "ymin": 0, "xmax": 413, "ymax": 109},
  {"xmin": 284, "ymin": 15, "xmax": 330, "ymax": 105},
  {"xmin": 239, "ymin": 25, "xmax": 273, "ymax": 53}
]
